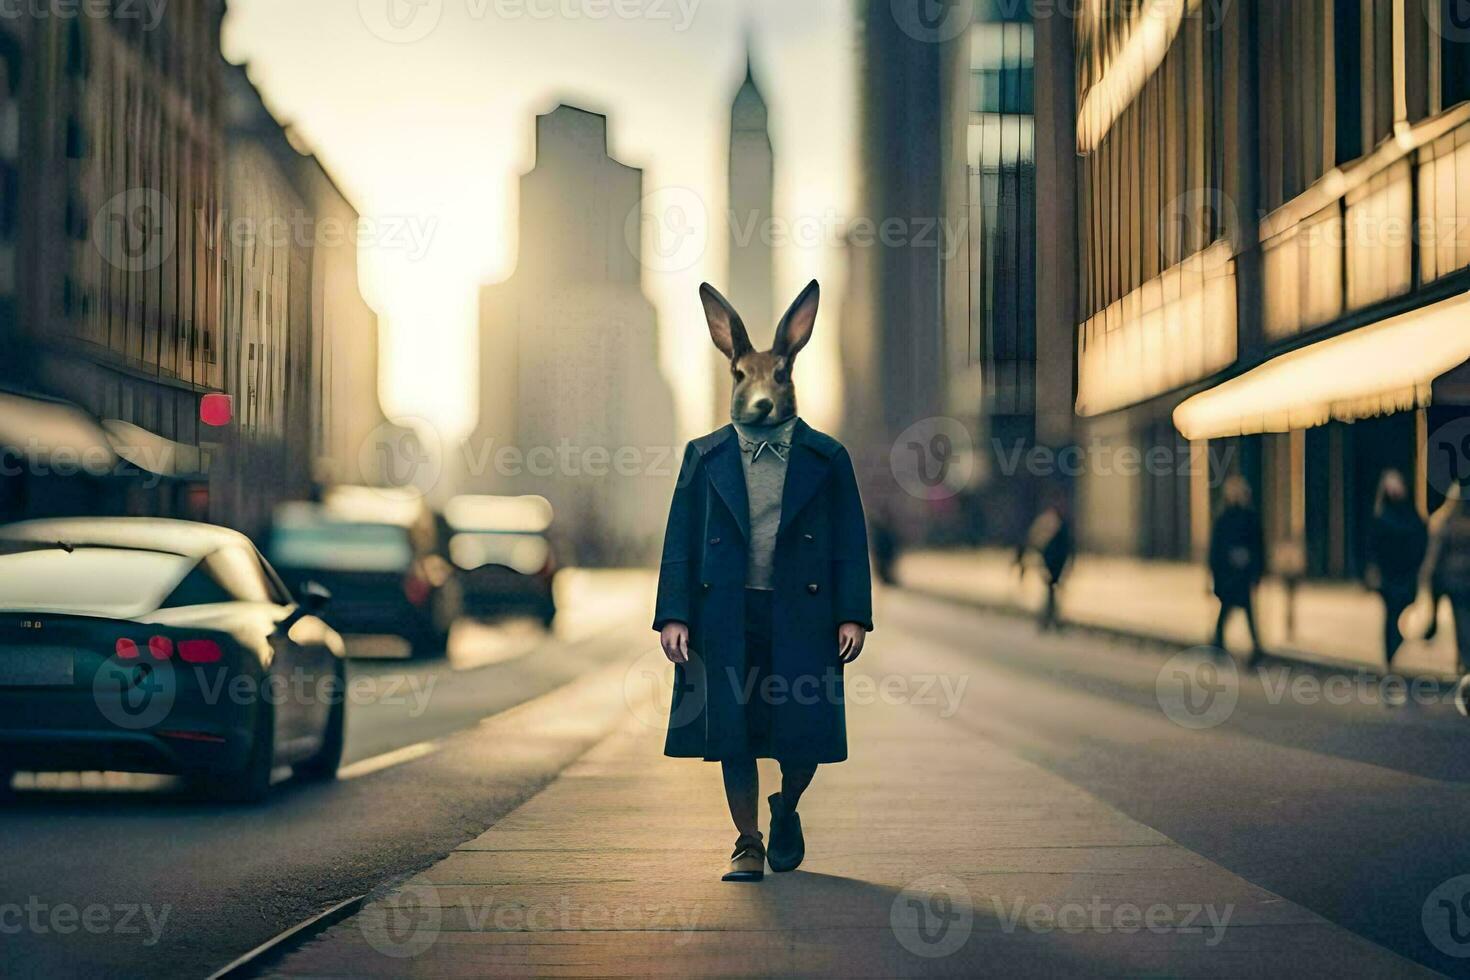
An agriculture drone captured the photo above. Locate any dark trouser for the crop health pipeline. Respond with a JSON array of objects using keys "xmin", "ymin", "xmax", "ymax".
[
  {"xmin": 1214, "ymin": 597, "xmax": 1261, "ymax": 653},
  {"xmin": 720, "ymin": 589, "xmax": 819, "ymax": 837},
  {"xmin": 1039, "ymin": 576, "xmax": 1061, "ymax": 631},
  {"xmin": 1380, "ymin": 586, "xmax": 1416, "ymax": 664}
]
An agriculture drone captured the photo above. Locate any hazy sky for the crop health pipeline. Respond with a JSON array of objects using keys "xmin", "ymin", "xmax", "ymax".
[{"xmin": 223, "ymin": 0, "xmax": 858, "ymax": 442}]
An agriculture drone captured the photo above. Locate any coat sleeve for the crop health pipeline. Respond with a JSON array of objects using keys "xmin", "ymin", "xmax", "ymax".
[
  {"xmin": 830, "ymin": 447, "xmax": 874, "ymax": 632},
  {"xmin": 652, "ymin": 442, "xmax": 700, "ymax": 632}
]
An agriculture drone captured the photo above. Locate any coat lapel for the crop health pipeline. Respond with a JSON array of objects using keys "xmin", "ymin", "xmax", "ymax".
[
  {"xmin": 704, "ymin": 427, "xmax": 750, "ymax": 541},
  {"xmin": 778, "ymin": 420, "xmax": 832, "ymax": 539}
]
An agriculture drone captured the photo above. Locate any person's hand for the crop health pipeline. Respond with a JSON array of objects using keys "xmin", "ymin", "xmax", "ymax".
[
  {"xmin": 837, "ymin": 622, "xmax": 867, "ymax": 664},
  {"xmin": 660, "ymin": 622, "xmax": 690, "ymax": 663}
]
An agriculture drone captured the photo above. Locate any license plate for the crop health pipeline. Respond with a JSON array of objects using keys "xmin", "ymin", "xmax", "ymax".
[{"xmin": 0, "ymin": 649, "xmax": 76, "ymax": 687}]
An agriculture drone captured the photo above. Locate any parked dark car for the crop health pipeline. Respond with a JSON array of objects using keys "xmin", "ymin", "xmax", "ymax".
[
  {"xmin": 441, "ymin": 495, "xmax": 558, "ymax": 627},
  {"xmin": 0, "ymin": 517, "xmax": 345, "ymax": 803},
  {"xmin": 265, "ymin": 487, "xmax": 460, "ymax": 657}
]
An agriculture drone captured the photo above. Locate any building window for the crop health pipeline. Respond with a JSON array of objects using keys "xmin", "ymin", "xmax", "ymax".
[
  {"xmin": 1333, "ymin": 0, "xmax": 1363, "ymax": 164},
  {"xmin": 1445, "ymin": 0, "xmax": 1470, "ymax": 107}
]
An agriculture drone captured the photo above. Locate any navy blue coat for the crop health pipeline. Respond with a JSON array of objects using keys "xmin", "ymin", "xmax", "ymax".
[{"xmin": 652, "ymin": 420, "xmax": 873, "ymax": 764}]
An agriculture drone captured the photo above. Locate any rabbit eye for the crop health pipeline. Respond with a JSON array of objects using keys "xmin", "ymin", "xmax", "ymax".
[
  {"xmin": 732, "ymin": 368, "xmax": 745, "ymax": 382},
  {"xmin": 774, "ymin": 368, "xmax": 790, "ymax": 384}
]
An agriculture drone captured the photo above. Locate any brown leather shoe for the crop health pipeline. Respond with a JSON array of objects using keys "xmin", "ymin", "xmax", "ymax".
[{"xmin": 721, "ymin": 834, "xmax": 766, "ymax": 882}]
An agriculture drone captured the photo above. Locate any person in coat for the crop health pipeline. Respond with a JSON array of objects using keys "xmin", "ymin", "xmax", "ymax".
[
  {"xmin": 1208, "ymin": 476, "xmax": 1266, "ymax": 661},
  {"xmin": 1016, "ymin": 494, "xmax": 1073, "ymax": 632},
  {"xmin": 1425, "ymin": 481, "xmax": 1470, "ymax": 676},
  {"xmin": 1366, "ymin": 469, "xmax": 1428, "ymax": 665},
  {"xmin": 654, "ymin": 281, "xmax": 873, "ymax": 883}
]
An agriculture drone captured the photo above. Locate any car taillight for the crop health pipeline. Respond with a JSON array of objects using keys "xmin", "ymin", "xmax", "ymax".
[
  {"xmin": 148, "ymin": 636, "xmax": 174, "ymax": 660},
  {"xmin": 178, "ymin": 639, "xmax": 223, "ymax": 664},
  {"xmin": 404, "ymin": 573, "xmax": 430, "ymax": 606},
  {"xmin": 115, "ymin": 638, "xmax": 139, "ymax": 659}
]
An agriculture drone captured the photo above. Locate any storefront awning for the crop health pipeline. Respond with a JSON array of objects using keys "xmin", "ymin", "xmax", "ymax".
[
  {"xmin": 102, "ymin": 419, "xmax": 208, "ymax": 480},
  {"xmin": 0, "ymin": 390, "xmax": 118, "ymax": 469},
  {"xmin": 1173, "ymin": 288, "xmax": 1470, "ymax": 440}
]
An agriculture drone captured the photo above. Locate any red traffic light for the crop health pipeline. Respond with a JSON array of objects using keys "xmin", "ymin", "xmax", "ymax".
[{"xmin": 200, "ymin": 393, "xmax": 233, "ymax": 427}]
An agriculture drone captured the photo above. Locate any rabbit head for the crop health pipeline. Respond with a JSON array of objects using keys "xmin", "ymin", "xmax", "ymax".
[{"xmin": 700, "ymin": 280, "xmax": 820, "ymax": 426}]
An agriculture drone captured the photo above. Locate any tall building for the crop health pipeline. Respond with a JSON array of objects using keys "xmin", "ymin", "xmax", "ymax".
[
  {"xmin": 713, "ymin": 47, "xmax": 775, "ymax": 422},
  {"xmin": 1064, "ymin": 0, "xmax": 1470, "ymax": 578},
  {"xmin": 469, "ymin": 104, "xmax": 677, "ymax": 565},
  {"xmin": 0, "ymin": 7, "xmax": 389, "ymax": 535},
  {"xmin": 846, "ymin": 1, "xmax": 966, "ymax": 531}
]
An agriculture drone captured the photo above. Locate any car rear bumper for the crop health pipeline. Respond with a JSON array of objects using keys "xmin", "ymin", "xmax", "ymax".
[{"xmin": 0, "ymin": 681, "xmax": 257, "ymax": 776}]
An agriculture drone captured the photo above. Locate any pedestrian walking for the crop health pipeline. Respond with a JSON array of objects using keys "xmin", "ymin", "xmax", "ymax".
[
  {"xmin": 1424, "ymin": 481, "xmax": 1470, "ymax": 677},
  {"xmin": 654, "ymin": 281, "xmax": 873, "ymax": 883},
  {"xmin": 1017, "ymin": 496, "xmax": 1073, "ymax": 632},
  {"xmin": 1208, "ymin": 476, "xmax": 1265, "ymax": 661},
  {"xmin": 1366, "ymin": 469, "xmax": 1427, "ymax": 665}
]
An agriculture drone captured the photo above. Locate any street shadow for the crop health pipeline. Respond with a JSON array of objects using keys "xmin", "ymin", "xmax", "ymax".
[{"xmin": 724, "ymin": 869, "xmax": 1160, "ymax": 978}]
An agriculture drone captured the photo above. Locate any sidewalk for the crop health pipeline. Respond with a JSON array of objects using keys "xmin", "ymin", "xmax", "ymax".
[
  {"xmin": 899, "ymin": 549, "xmax": 1462, "ymax": 681},
  {"xmin": 263, "ymin": 650, "xmax": 1425, "ymax": 977}
]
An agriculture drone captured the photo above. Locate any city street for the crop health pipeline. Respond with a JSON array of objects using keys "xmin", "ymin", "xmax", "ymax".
[{"xmin": 9, "ymin": 576, "xmax": 1467, "ymax": 977}]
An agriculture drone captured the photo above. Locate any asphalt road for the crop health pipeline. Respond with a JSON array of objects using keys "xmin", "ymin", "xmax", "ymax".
[
  {"xmin": 8, "ymin": 576, "xmax": 1470, "ymax": 977},
  {"xmin": 0, "ymin": 571, "xmax": 658, "ymax": 980}
]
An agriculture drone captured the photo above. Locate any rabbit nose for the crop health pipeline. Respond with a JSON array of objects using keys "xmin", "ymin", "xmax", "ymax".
[{"xmin": 751, "ymin": 397, "xmax": 773, "ymax": 417}]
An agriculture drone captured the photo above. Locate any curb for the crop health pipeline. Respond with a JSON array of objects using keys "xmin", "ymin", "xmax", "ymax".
[
  {"xmin": 897, "ymin": 583, "xmax": 1465, "ymax": 686},
  {"xmin": 206, "ymin": 894, "xmax": 366, "ymax": 980}
]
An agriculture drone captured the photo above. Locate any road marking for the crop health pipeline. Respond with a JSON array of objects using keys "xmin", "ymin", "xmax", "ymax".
[{"xmin": 338, "ymin": 741, "xmax": 439, "ymax": 780}]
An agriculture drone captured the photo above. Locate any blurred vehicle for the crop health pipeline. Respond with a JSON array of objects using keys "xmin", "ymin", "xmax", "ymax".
[
  {"xmin": 442, "ymin": 495, "xmax": 558, "ymax": 627},
  {"xmin": 265, "ymin": 486, "xmax": 460, "ymax": 657},
  {"xmin": 0, "ymin": 517, "xmax": 344, "ymax": 803}
]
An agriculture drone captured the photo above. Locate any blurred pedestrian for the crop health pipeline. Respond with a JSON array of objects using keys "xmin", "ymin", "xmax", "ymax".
[
  {"xmin": 1208, "ymin": 476, "xmax": 1265, "ymax": 662},
  {"xmin": 1424, "ymin": 481, "xmax": 1470, "ymax": 676},
  {"xmin": 870, "ymin": 501, "xmax": 900, "ymax": 586},
  {"xmin": 1366, "ymin": 469, "xmax": 1427, "ymax": 665},
  {"xmin": 1424, "ymin": 485, "xmax": 1460, "ymax": 641},
  {"xmin": 1017, "ymin": 496, "xmax": 1073, "ymax": 632}
]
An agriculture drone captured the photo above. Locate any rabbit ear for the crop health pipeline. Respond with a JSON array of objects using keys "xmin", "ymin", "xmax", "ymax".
[
  {"xmin": 774, "ymin": 280, "xmax": 820, "ymax": 359},
  {"xmin": 699, "ymin": 283, "xmax": 753, "ymax": 361}
]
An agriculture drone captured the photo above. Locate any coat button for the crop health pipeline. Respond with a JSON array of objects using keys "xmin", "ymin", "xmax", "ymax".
[
  {"xmin": 807, "ymin": 583, "xmax": 819, "ymax": 594},
  {"xmin": 802, "ymin": 533, "xmax": 814, "ymax": 542},
  {"xmin": 702, "ymin": 582, "xmax": 711, "ymax": 593},
  {"xmin": 709, "ymin": 537, "xmax": 721, "ymax": 545}
]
